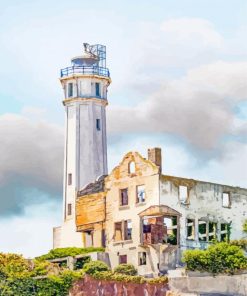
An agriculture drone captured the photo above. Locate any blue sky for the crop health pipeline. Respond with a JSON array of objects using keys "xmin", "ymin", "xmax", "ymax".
[{"xmin": 0, "ymin": 0, "xmax": 246, "ymax": 257}]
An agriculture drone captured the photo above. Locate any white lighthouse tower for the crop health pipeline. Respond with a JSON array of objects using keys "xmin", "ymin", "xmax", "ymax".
[{"xmin": 53, "ymin": 43, "xmax": 111, "ymax": 248}]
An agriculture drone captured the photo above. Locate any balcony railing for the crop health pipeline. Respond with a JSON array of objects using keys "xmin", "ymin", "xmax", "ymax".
[{"xmin": 60, "ymin": 66, "xmax": 110, "ymax": 78}]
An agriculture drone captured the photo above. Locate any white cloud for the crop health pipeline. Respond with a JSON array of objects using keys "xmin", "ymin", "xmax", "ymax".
[{"xmin": 107, "ymin": 61, "xmax": 247, "ymax": 149}]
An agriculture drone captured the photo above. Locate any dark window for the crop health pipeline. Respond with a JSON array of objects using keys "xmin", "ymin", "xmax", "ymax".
[
  {"xmin": 138, "ymin": 252, "xmax": 147, "ymax": 265},
  {"xmin": 96, "ymin": 119, "xmax": 101, "ymax": 131},
  {"xmin": 68, "ymin": 203, "xmax": 72, "ymax": 215},
  {"xmin": 119, "ymin": 255, "xmax": 127, "ymax": 264},
  {"xmin": 120, "ymin": 188, "xmax": 128, "ymax": 206},
  {"xmin": 95, "ymin": 83, "xmax": 100, "ymax": 97},
  {"xmin": 68, "ymin": 83, "xmax": 73, "ymax": 97},
  {"xmin": 68, "ymin": 173, "xmax": 72, "ymax": 185}
]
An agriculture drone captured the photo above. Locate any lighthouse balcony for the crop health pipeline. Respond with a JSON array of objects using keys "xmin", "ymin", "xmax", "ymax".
[{"xmin": 60, "ymin": 65, "xmax": 110, "ymax": 78}]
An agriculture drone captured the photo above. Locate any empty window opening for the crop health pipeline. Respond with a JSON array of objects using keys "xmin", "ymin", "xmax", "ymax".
[
  {"xmin": 222, "ymin": 192, "xmax": 231, "ymax": 208},
  {"xmin": 84, "ymin": 230, "xmax": 93, "ymax": 247},
  {"xmin": 68, "ymin": 83, "xmax": 73, "ymax": 97},
  {"xmin": 198, "ymin": 220, "xmax": 207, "ymax": 242},
  {"xmin": 142, "ymin": 216, "xmax": 178, "ymax": 245},
  {"xmin": 95, "ymin": 82, "xmax": 100, "ymax": 97},
  {"xmin": 124, "ymin": 220, "xmax": 132, "ymax": 240},
  {"xmin": 179, "ymin": 186, "xmax": 188, "ymax": 203},
  {"xmin": 208, "ymin": 222, "xmax": 217, "ymax": 242},
  {"xmin": 137, "ymin": 185, "xmax": 145, "ymax": 203},
  {"xmin": 120, "ymin": 188, "xmax": 128, "ymax": 206},
  {"xmin": 114, "ymin": 222, "xmax": 122, "ymax": 241},
  {"xmin": 129, "ymin": 161, "xmax": 135, "ymax": 174},
  {"xmin": 67, "ymin": 203, "xmax": 72, "ymax": 216},
  {"xmin": 220, "ymin": 223, "xmax": 230, "ymax": 241},
  {"xmin": 164, "ymin": 216, "xmax": 178, "ymax": 245},
  {"xmin": 186, "ymin": 219, "xmax": 195, "ymax": 240},
  {"xmin": 96, "ymin": 119, "xmax": 101, "ymax": 131},
  {"xmin": 114, "ymin": 220, "xmax": 132, "ymax": 241},
  {"xmin": 119, "ymin": 255, "xmax": 127, "ymax": 264},
  {"xmin": 68, "ymin": 173, "xmax": 72, "ymax": 185},
  {"xmin": 138, "ymin": 252, "xmax": 147, "ymax": 265}
]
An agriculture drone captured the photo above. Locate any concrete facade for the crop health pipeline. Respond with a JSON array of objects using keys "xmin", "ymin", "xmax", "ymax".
[{"xmin": 76, "ymin": 148, "xmax": 247, "ymax": 276}]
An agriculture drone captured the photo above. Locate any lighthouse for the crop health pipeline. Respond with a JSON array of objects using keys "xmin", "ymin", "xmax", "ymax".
[{"xmin": 53, "ymin": 43, "xmax": 111, "ymax": 248}]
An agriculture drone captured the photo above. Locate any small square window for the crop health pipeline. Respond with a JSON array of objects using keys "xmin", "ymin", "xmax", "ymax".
[
  {"xmin": 68, "ymin": 173, "xmax": 72, "ymax": 185},
  {"xmin": 138, "ymin": 252, "xmax": 147, "ymax": 265},
  {"xmin": 120, "ymin": 188, "xmax": 128, "ymax": 206},
  {"xmin": 119, "ymin": 255, "xmax": 127, "ymax": 264},
  {"xmin": 222, "ymin": 193, "xmax": 230, "ymax": 208},
  {"xmin": 136, "ymin": 185, "xmax": 145, "ymax": 203},
  {"xmin": 67, "ymin": 203, "xmax": 72, "ymax": 216},
  {"xmin": 68, "ymin": 83, "xmax": 73, "ymax": 97},
  {"xmin": 96, "ymin": 119, "xmax": 101, "ymax": 131}
]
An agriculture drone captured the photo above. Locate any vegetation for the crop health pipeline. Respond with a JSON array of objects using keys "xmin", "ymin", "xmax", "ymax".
[
  {"xmin": 91, "ymin": 270, "xmax": 168, "ymax": 284},
  {"xmin": 230, "ymin": 239, "xmax": 247, "ymax": 251},
  {"xmin": 183, "ymin": 242, "xmax": 247, "ymax": 275},
  {"xmin": 0, "ymin": 253, "xmax": 83, "ymax": 296},
  {"xmin": 83, "ymin": 260, "xmax": 109, "ymax": 275},
  {"xmin": 113, "ymin": 264, "xmax": 137, "ymax": 276},
  {"xmin": 36, "ymin": 247, "xmax": 105, "ymax": 261}
]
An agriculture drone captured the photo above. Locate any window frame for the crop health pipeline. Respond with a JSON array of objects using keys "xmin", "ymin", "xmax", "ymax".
[
  {"xmin": 136, "ymin": 185, "xmax": 146, "ymax": 204},
  {"xmin": 96, "ymin": 118, "xmax": 101, "ymax": 131},
  {"xmin": 222, "ymin": 192, "xmax": 231, "ymax": 208},
  {"xmin": 120, "ymin": 188, "xmax": 128, "ymax": 206},
  {"xmin": 138, "ymin": 252, "xmax": 147, "ymax": 266},
  {"xmin": 67, "ymin": 203, "xmax": 72, "ymax": 216},
  {"xmin": 68, "ymin": 82, "xmax": 73, "ymax": 97},
  {"xmin": 95, "ymin": 82, "xmax": 100, "ymax": 97},
  {"xmin": 68, "ymin": 173, "xmax": 72, "ymax": 186}
]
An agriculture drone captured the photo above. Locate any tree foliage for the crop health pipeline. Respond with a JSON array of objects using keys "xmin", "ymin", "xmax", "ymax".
[{"xmin": 182, "ymin": 242, "xmax": 247, "ymax": 275}]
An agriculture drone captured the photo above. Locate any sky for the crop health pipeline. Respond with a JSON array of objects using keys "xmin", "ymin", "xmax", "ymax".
[{"xmin": 0, "ymin": 0, "xmax": 246, "ymax": 258}]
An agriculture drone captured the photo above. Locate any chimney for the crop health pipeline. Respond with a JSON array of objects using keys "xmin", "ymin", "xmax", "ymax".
[{"xmin": 148, "ymin": 147, "xmax": 162, "ymax": 173}]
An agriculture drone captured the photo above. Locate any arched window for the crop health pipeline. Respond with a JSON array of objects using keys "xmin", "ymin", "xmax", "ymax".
[{"xmin": 129, "ymin": 161, "xmax": 135, "ymax": 174}]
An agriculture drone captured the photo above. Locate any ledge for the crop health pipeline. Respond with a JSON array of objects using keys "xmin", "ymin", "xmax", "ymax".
[{"xmin": 113, "ymin": 240, "xmax": 133, "ymax": 246}]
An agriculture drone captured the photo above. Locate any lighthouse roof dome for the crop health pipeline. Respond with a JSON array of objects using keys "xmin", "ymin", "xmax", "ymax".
[{"xmin": 71, "ymin": 51, "xmax": 99, "ymax": 67}]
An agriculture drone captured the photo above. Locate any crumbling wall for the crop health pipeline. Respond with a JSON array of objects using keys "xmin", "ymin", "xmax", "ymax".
[{"xmin": 69, "ymin": 275, "xmax": 169, "ymax": 296}]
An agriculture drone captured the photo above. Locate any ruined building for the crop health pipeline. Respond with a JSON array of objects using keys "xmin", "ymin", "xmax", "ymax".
[{"xmin": 53, "ymin": 44, "xmax": 247, "ymax": 276}]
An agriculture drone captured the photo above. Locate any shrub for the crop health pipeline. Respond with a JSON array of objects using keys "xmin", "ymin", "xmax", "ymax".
[
  {"xmin": 0, "ymin": 252, "xmax": 83, "ymax": 296},
  {"xmin": 90, "ymin": 270, "xmax": 168, "ymax": 285},
  {"xmin": 230, "ymin": 239, "xmax": 247, "ymax": 251},
  {"xmin": 113, "ymin": 264, "xmax": 137, "ymax": 276},
  {"xmin": 36, "ymin": 247, "xmax": 105, "ymax": 261},
  {"xmin": 83, "ymin": 260, "xmax": 109, "ymax": 275},
  {"xmin": 183, "ymin": 242, "xmax": 247, "ymax": 275}
]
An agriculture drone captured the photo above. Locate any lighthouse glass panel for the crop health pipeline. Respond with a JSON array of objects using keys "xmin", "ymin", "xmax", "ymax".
[
  {"xmin": 95, "ymin": 82, "xmax": 100, "ymax": 97},
  {"xmin": 68, "ymin": 83, "xmax": 73, "ymax": 97}
]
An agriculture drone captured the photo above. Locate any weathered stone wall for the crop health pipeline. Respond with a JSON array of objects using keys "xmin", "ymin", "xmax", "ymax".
[
  {"xmin": 169, "ymin": 274, "xmax": 247, "ymax": 296},
  {"xmin": 69, "ymin": 275, "xmax": 169, "ymax": 296}
]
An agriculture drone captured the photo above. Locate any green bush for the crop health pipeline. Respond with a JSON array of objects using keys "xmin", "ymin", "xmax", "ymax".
[
  {"xmin": 0, "ymin": 252, "xmax": 83, "ymax": 296},
  {"xmin": 91, "ymin": 271, "xmax": 168, "ymax": 285},
  {"xmin": 183, "ymin": 242, "xmax": 247, "ymax": 275},
  {"xmin": 230, "ymin": 239, "xmax": 247, "ymax": 251},
  {"xmin": 36, "ymin": 247, "xmax": 105, "ymax": 261},
  {"xmin": 113, "ymin": 264, "xmax": 137, "ymax": 276},
  {"xmin": 83, "ymin": 260, "xmax": 109, "ymax": 275}
]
